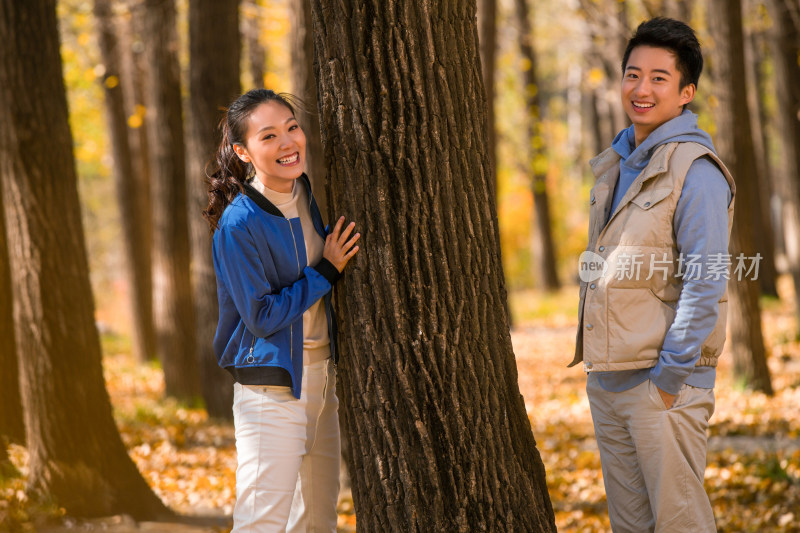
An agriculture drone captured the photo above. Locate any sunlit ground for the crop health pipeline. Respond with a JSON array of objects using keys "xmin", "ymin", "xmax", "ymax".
[{"xmin": 2, "ymin": 281, "xmax": 799, "ymax": 532}]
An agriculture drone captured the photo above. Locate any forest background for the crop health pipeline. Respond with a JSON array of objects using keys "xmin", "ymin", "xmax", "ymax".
[{"xmin": 2, "ymin": 0, "xmax": 800, "ymax": 532}]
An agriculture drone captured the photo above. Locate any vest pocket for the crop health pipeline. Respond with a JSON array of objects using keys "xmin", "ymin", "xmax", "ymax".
[
  {"xmin": 630, "ymin": 187, "xmax": 673, "ymax": 210},
  {"xmin": 607, "ymin": 287, "xmax": 677, "ymax": 364}
]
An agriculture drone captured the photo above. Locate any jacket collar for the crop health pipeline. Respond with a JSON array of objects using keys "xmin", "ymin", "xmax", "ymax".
[
  {"xmin": 591, "ymin": 142, "xmax": 678, "ymax": 231},
  {"xmin": 241, "ymin": 173, "xmax": 313, "ymax": 219},
  {"xmin": 590, "ymin": 143, "xmax": 674, "ymax": 184}
]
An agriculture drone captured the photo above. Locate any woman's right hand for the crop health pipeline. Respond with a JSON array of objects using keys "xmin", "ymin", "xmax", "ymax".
[{"xmin": 323, "ymin": 216, "xmax": 360, "ymax": 272}]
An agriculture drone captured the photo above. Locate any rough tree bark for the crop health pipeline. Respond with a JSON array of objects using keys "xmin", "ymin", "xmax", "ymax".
[
  {"xmin": 478, "ymin": 0, "xmax": 497, "ymax": 190},
  {"xmin": 0, "ymin": 185, "xmax": 24, "ymax": 448},
  {"xmin": 187, "ymin": 0, "xmax": 240, "ymax": 419},
  {"xmin": 768, "ymin": 0, "xmax": 800, "ymax": 320},
  {"xmin": 143, "ymin": 0, "xmax": 201, "ymax": 400},
  {"xmin": 291, "ymin": 0, "xmax": 327, "ymax": 216},
  {"xmin": 516, "ymin": 0, "xmax": 560, "ymax": 291},
  {"xmin": 94, "ymin": 0, "xmax": 158, "ymax": 362},
  {"xmin": 707, "ymin": 0, "xmax": 773, "ymax": 394},
  {"xmin": 0, "ymin": 0, "xmax": 171, "ymax": 517},
  {"xmin": 311, "ymin": 1, "xmax": 556, "ymax": 531}
]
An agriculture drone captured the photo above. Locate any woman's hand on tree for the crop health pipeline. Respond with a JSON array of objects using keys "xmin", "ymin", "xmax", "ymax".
[{"xmin": 323, "ymin": 216, "xmax": 360, "ymax": 272}]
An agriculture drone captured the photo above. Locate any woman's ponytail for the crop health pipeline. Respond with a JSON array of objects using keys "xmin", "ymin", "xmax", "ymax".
[{"xmin": 203, "ymin": 119, "xmax": 250, "ymax": 232}]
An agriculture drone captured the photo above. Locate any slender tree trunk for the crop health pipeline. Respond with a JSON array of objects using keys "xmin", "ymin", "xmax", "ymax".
[
  {"xmin": 769, "ymin": 0, "xmax": 800, "ymax": 320},
  {"xmin": 707, "ymin": 0, "xmax": 773, "ymax": 394},
  {"xmin": 743, "ymin": 16, "xmax": 778, "ymax": 297},
  {"xmin": 0, "ymin": 185, "xmax": 24, "ymax": 447},
  {"xmin": 580, "ymin": 0, "xmax": 629, "ymax": 140},
  {"xmin": 516, "ymin": 0, "xmax": 560, "ymax": 291},
  {"xmin": 291, "ymin": 0, "xmax": 327, "ymax": 217},
  {"xmin": 751, "ymin": 28, "xmax": 784, "ymax": 262},
  {"xmin": 121, "ymin": 1, "xmax": 156, "ymax": 363},
  {"xmin": 642, "ymin": 0, "xmax": 693, "ymax": 21},
  {"xmin": 478, "ymin": 0, "xmax": 497, "ymax": 191},
  {"xmin": 669, "ymin": 0, "xmax": 693, "ymax": 21},
  {"xmin": 311, "ymin": 1, "xmax": 556, "ymax": 530},
  {"xmin": 0, "ymin": 0, "xmax": 172, "ymax": 517},
  {"xmin": 584, "ymin": 88, "xmax": 606, "ymax": 157},
  {"xmin": 94, "ymin": 0, "xmax": 158, "ymax": 362},
  {"xmin": 187, "ymin": 0, "xmax": 240, "ymax": 419},
  {"xmin": 143, "ymin": 0, "xmax": 201, "ymax": 400},
  {"xmin": 242, "ymin": 0, "xmax": 266, "ymax": 89}
]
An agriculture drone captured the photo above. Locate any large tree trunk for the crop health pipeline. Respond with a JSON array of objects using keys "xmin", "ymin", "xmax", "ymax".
[
  {"xmin": 187, "ymin": 0, "xmax": 240, "ymax": 419},
  {"xmin": 478, "ymin": 0, "xmax": 497, "ymax": 191},
  {"xmin": 94, "ymin": 0, "xmax": 157, "ymax": 362},
  {"xmin": 143, "ymin": 0, "xmax": 201, "ymax": 400},
  {"xmin": 707, "ymin": 0, "xmax": 773, "ymax": 395},
  {"xmin": 0, "ymin": 0, "xmax": 171, "ymax": 517},
  {"xmin": 516, "ymin": 0, "xmax": 560, "ymax": 291},
  {"xmin": 291, "ymin": 0, "xmax": 327, "ymax": 217},
  {"xmin": 768, "ymin": 0, "xmax": 800, "ymax": 320},
  {"xmin": 311, "ymin": 1, "xmax": 556, "ymax": 531},
  {"xmin": 0, "ymin": 186, "xmax": 24, "ymax": 447}
]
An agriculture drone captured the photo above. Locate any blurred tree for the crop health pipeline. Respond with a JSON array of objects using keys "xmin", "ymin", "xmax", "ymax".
[
  {"xmin": 578, "ymin": 0, "xmax": 629, "ymax": 147},
  {"xmin": 292, "ymin": 0, "xmax": 327, "ymax": 216},
  {"xmin": 516, "ymin": 0, "xmax": 560, "ymax": 291},
  {"xmin": 187, "ymin": 0, "xmax": 240, "ymax": 419},
  {"xmin": 641, "ymin": 0, "xmax": 693, "ymax": 21},
  {"xmin": 143, "ymin": 0, "xmax": 201, "ymax": 400},
  {"xmin": 0, "ymin": 186, "xmax": 24, "ymax": 449},
  {"xmin": 742, "ymin": 3, "xmax": 779, "ymax": 297},
  {"xmin": 707, "ymin": 0, "xmax": 773, "ymax": 394},
  {"xmin": 93, "ymin": 0, "xmax": 158, "ymax": 362},
  {"xmin": 478, "ymin": 0, "xmax": 497, "ymax": 191},
  {"xmin": 768, "ymin": 0, "xmax": 800, "ymax": 321},
  {"xmin": 242, "ymin": 0, "xmax": 267, "ymax": 88},
  {"xmin": 120, "ymin": 2, "xmax": 156, "ymax": 356},
  {"xmin": 311, "ymin": 0, "xmax": 556, "ymax": 530},
  {"xmin": 0, "ymin": 0, "xmax": 172, "ymax": 517}
]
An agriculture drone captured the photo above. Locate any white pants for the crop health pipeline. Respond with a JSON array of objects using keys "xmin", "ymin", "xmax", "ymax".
[
  {"xmin": 232, "ymin": 358, "xmax": 340, "ymax": 533},
  {"xmin": 587, "ymin": 377, "xmax": 716, "ymax": 533}
]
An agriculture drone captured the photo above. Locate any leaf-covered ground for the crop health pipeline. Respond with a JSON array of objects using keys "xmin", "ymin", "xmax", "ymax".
[{"xmin": 2, "ymin": 284, "xmax": 799, "ymax": 532}]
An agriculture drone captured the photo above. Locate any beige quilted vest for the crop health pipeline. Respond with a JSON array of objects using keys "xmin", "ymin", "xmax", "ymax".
[{"xmin": 570, "ymin": 142, "xmax": 735, "ymax": 372}]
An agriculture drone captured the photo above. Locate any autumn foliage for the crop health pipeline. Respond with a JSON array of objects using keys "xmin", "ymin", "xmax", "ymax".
[{"xmin": 1, "ymin": 281, "xmax": 798, "ymax": 532}]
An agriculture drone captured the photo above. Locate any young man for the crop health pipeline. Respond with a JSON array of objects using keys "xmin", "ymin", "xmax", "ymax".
[{"xmin": 570, "ymin": 17, "xmax": 734, "ymax": 532}]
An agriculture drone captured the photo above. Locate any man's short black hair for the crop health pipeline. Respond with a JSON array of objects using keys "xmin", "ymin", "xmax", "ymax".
[{"xmin": 621, "ymin": 17, "xmax": 703, "ymax": 89}]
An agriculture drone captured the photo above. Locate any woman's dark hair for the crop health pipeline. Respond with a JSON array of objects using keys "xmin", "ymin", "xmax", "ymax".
[
  {"xmin": 203, "ymin": 89, "xmax": 297, "ymax": 231},
  {"xmin": 621, "ymin": 17, "xmax": 703, "ymax": 89}
]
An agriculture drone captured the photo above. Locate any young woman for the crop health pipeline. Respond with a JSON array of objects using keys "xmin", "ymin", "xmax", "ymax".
[{"xmin": 204, "ymin": 89, "xmax": 359, "ymax": 532}]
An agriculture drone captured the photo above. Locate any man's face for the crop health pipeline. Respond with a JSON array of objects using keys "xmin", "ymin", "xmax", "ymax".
[{"xmin": 621, "ymin": 45, "xmax": 695, "ymax": 145}]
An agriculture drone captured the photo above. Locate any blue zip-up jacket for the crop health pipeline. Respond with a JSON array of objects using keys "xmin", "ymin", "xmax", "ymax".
[{"xmin": 212, "ymin": 174, "xmax": 340, "ymax": 399}]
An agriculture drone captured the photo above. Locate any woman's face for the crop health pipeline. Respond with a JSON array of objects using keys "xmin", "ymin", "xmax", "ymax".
[{"xmin": 235, "ymin": 100, "xmax": 306, "ymax": 193}]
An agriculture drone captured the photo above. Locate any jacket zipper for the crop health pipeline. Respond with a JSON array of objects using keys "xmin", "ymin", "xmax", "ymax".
[{"xmin": 247, "ymin": 335, "xmax": 255, "ymax": 364}]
